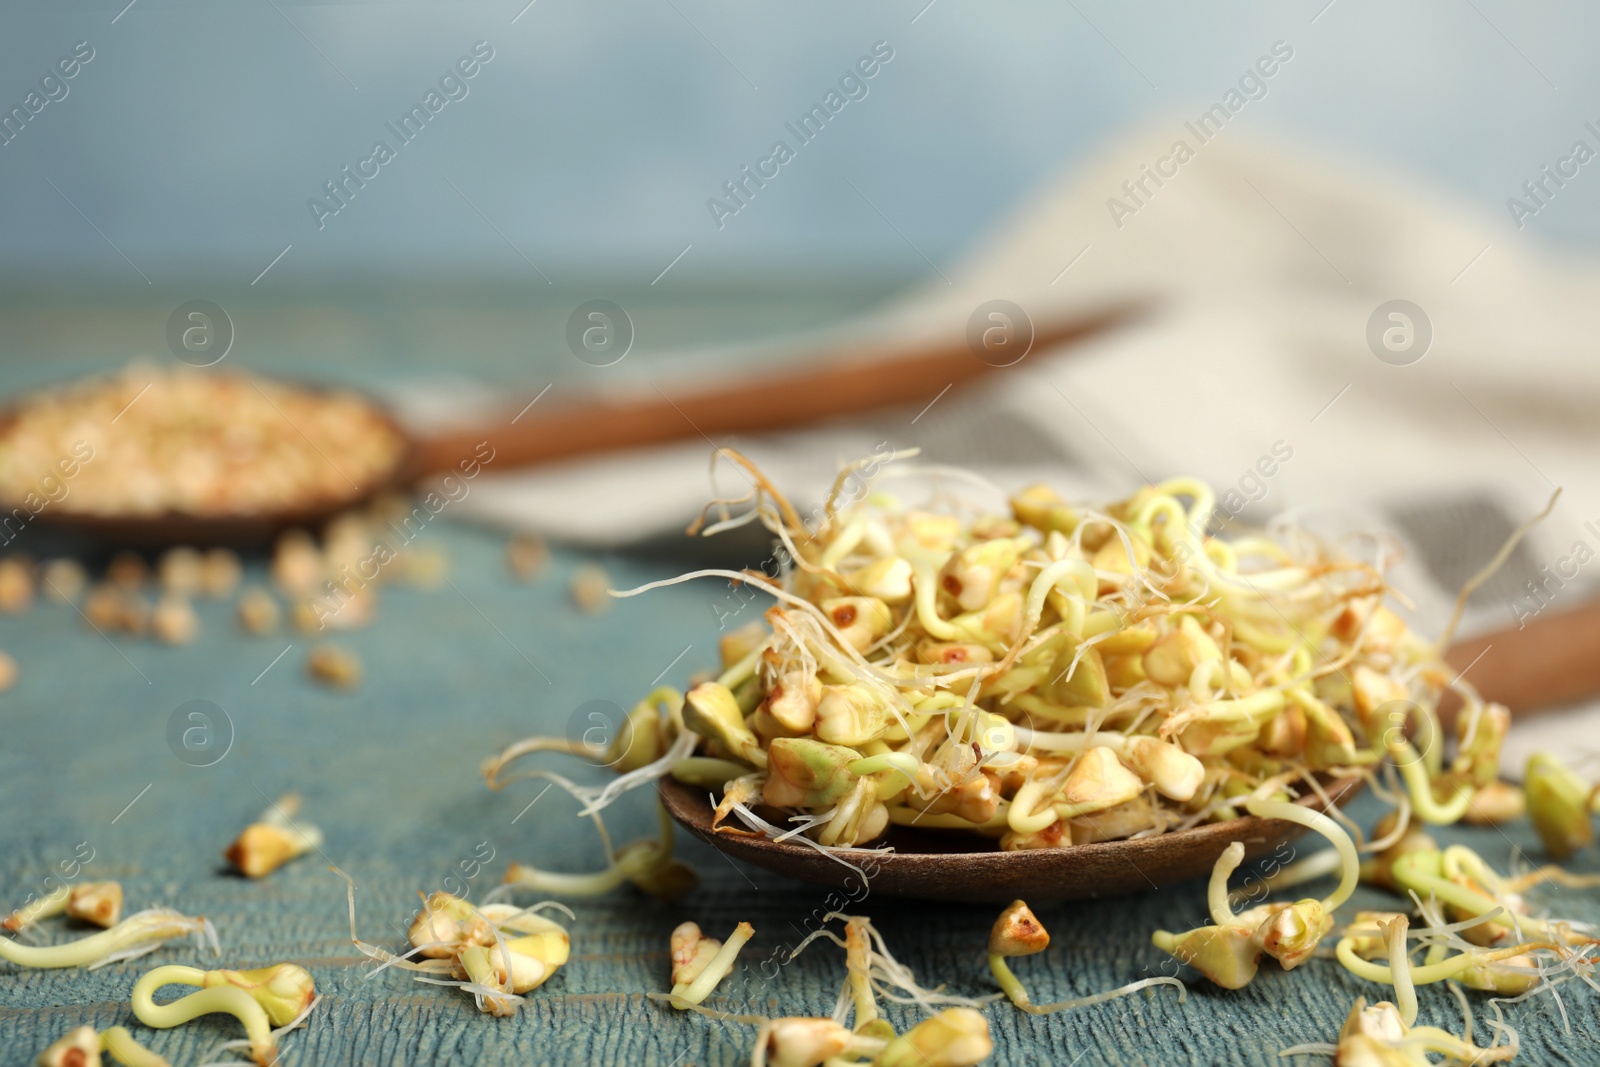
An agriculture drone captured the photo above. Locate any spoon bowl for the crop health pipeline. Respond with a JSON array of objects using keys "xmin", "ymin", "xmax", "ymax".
[
  {"xmin": 0, "ymin": 384, "xmax": 414, "ymax": 548},
  {"xmin": 658, "ymin": 774, "xmax": 1364, "ymax": 903}
]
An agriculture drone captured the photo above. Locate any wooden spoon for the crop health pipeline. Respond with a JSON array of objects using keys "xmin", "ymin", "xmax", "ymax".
[
  {"xmin": 659, "ymin": 773, "xmax": 1363, "ymax": 904},
  {"xmin": 654, "ymin": 600, "xmax": 1600, "ymax": 902},
  {"xmin": 14, "ymin": 304, "xmax": 1139, "ymax": 547}
]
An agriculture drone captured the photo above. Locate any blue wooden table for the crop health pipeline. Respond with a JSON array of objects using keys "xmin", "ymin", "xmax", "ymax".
[{"xmin": 0, "ymin": 286, "xmax": 1595, "ymax": 1065}]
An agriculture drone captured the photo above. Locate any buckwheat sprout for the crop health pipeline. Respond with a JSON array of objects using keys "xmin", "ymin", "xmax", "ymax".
[
  {"xmin": 67, "ymin": 882, "xmax": 125, "ymax": 929},
  {"xmin": 723, "ymin": 798, "xmax": 886, "ymax": 880},
  {"xmin": 1209, "ymin": 842, "xmax": 1249, "ymax": 928},
  {"xmin": 1274, "ymin": 1042, "xmax": 1337, "ymax": 1058},
  {"xmin": 1245, "ymin": 791, "xmax": 1359, "ymax": 911},
  {"xmin": 748, "ymin": 1018, "xmax": 886, "ymax": 1067},
  {"xmin": 610, "ymin": 570, "xmax": 914, "ymax": 696},
  {"xmin": 1311, "ymin": 994, "xmax": 1517, "ymax": 1066},
  {"xmin": 1386, "ymin": 740, "xmax": 1473, "ymax": 826},
  {"xmin": 336, "ymin": 868, "xmax": 570, "ymax": 1018},
  {"xmin": 574, "ymin": 732, "xmax": 698, "ymax": 817},
  {"xmin": 225, "ymin": 795, "xmax": 322, "ymax": 879},
  {"xmin": 988, "ymin": 900, "xmax": 1183, "ymax": 1015},
  {"xmin": 663, "ymin": 922, "xmax": 753, "ymax": 1007},
  {"xmin": 336, "ymin": 871, "xmax": 477, "ymax": 983},
  {"xmin": 4, "ymin": 885, "xmax": 70, "ymax": 933},
  {"xmin": 790, "ymin": 913, "xmax": 988, "ymax": 1015},
  {"xmin": 1334, "ymin": 928, "xmax": 1568, "ymax": 989},
  {"xmin": 483, "ymin": 686, "xmax": 694, "ymax": 815},
  {"xmin": 501, "ymin": 803, "xmax": 698, "ymax": 901},
  {"xmin": 108, "ymin": 1027, "xmax": 179, "ymax": 1067},
  {"xmin": 38, "ymin": 1025, "xmax": 177, "ymax": 1067},
  {"xmin": 131, "ymin": 966, "xmax": 285, "ymax": 1067},
  {"xmin": 481, "ymin": 735, "xmax": 601, "ymax": 780},
  {"xmin": 1387, "ymin": 851, "xmax": 1590, "ymax": 944},
  {"xmin": 670, "ymin": 756, "xmax": 750, "ymax": 788},
  {"xmin": 0, "ymin": 908, "xmax": 215, "ymax": 970},
  {"xmin": 202, "ymin": 990, "xmax": 320, "ymax": 1067},
  {"xmin": 1382, "ymin": 916, "xmax": 1420, "ymax": 1026}
]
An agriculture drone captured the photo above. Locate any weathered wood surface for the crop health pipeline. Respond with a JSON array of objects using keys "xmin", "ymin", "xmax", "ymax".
[{"xmin": 1, "ymin": 525, "xmax": 1595, "ymax": 1066}]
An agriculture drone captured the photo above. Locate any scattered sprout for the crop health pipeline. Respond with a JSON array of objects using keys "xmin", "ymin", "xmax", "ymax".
[
  {"xmin": 338, "ymin": 867, "xmax": 571, "ymax": 1018},
  {"xmin": 988, "ymin": 899, "xmax": 1184, "ymax": 1013},
  {"xmin": 131, "ymin": 962, "xmax": 317, "ymax": 1067},
  {"xmin": 1384, "ymin": 843, "xmax": 1600, "ymax": 947},
  {"xmin": 662, "ymin": 921, "xmax": 753, "ymax": 1007},
  {"xmin": 37, "ymin": 1025, "xmax": 104, "ymax": 1067},
  {"xmin": 107, "ymin": 552, "xmax": 148, "ymax": 593},
  {"xmin": 158, "ymin": 547, "xmax": 204, "ymax": 597},
  {"xmin": 4, "ymin": 885, "xmax": 70, "ymax": 933},
  {"xmin": 1524, "ymin": 752, "xmax": 1595, "ymax": 860},
  {"xmin": 38, "ymin": 1024, "xmax": 176, "ymax": 1067},
  {"xmin": 1321, "ymin": 913, "xmax": 1537, "ymax": 1065},
  {"xmin": 752, "ymin": 1017, "xmax": 872, "ymax": 1067},
  {"xmin": 506, "ymin": 535, "xmax": 548, "ymax": 582},
  {"xmin": 306, "ymin": 644, "xmax": 361, "ymax": 689},
  {"xmin": 1151, "ymin": 920, "xmax": 1262, "ymax": 990},
  {"xmin": 150, "ymin": 595, "xmax": 198, "ymax": 645},
  {"xmin": 570, "ymin": 564, "xmax": 610, "ymax": 614},
  {"xmin": 1332, "ymin": 995, "xmax": 1516, "ymax": 1066},
  {"xmin": 272, "ymin": 531, "xmax": 322, "ymax": 596},
  {"xmin": 41, "ymin": 559, "xmax": 87, "ymax": 604},
  {"xmin": 201, "ymin": 548, "xmax": 242, "ymax": 598},
  {"xmin": 1154, "ymin": 786, "xmax": 1357, "ymax": 986},
  {"xmin": 225, "ymin": 795, "xmax": 322, "ymax": 879},
  {"xmin": 0, "ymin": 557, "xmax": 34, "ymax": 613},
  {"xmin": 66, "ymin": 882, "xmax": 124, "ymax": 928},
  {"xmin": 789, "ymin": 913, "xmax": 987, "ymax": 1019},
  {"xmin": 499, "ymin": 804, "xmax": 697, "ymax": 902},
  {"xmin": 1463, "ymin": 780, "xmax": 1525, "ymax": 826},
  {"xmin": 236, "ymin": 587, "xmax": 282, "ymax": 635},
  {"xmin": 201, "ymin": 964, "xmax": 318, "ymax": 1026},
  {"xmin": 873, "ymin": 1009, "xmax": 992, "ymax": 1067},
  {"xmin": 750, "ymin": 1009, "xmax": 991, "ymax": 1067},
  {"xmin": 0, "ymin": 908, "xmax": 216, "ymax": 970},
  {"xmin": 665, "ymin": 909, "xmax": 996, "ymax": 1066}
]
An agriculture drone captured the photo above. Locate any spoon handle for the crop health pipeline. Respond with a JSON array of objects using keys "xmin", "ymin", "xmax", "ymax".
[
  {"xmin": 405, "ymin": 304, "xmax": 1143, "ymax": 477},
  {"xmin": 1445, "ymin": 598, "xmax": 1600, "ymax": 716}
]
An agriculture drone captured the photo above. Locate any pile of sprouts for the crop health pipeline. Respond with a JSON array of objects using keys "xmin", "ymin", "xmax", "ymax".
[
  {"xmin": 479, "ymin": 451, "xmax": 1600, "ymax": 1063},
  {"xmin": 489, "ymin": 449, "xmax": 1520, "ymax": 868}
]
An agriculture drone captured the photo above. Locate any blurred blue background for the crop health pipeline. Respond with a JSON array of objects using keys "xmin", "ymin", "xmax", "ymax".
[{"xmin": 1, "ymin": 0, "xmax": 1596, "ymax": 289}]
